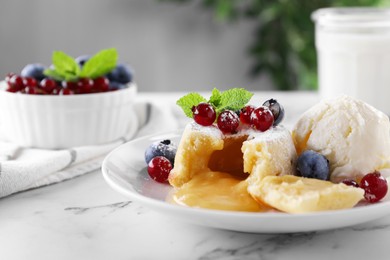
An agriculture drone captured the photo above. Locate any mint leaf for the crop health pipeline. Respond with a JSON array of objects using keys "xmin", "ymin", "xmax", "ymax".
[
  {"xmin": 43, "ymin": 48, "xmax": 119, "ymax": 81},
  {"xmin": 43, "ymin": 69, "xmax": 65, "ymax": 81},
  {"xmin": 80, "ymin": 48, "xmax": 118, "ymax": 79},
  {"xmin": 176, "ymin": 88, "xmax": 253, "ymax": 119},
  {"xmin": 176, "ymin": 93, "xmax": 207, "ymax": 118},
  {"xmin": 217, "ymin": 88, "xmax": 253, "ymax": 112},
  {"xmin": 209, "ymin": 88, "xmax": 222, "ymax": 107},
  {"xmin": 52, "ymin": 51, "xmax": 80, "ymax": 78},
  {"xmin": 44, "ymin": 68, "xmax": 79, "ymax": 82}
]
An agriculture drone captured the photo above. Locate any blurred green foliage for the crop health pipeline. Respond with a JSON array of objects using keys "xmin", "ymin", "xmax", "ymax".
[{"xmin": 160, "ymin": 0, "xmax": 389, "ymax": 90}]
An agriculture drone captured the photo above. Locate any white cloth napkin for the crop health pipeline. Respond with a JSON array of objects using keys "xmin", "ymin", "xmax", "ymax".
[{"xmin": 0, "ymin": 102, "xmax": 179, "ymax": 198}]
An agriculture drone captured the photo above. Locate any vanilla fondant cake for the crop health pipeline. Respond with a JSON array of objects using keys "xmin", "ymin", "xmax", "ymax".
[{"xmin": 168, "ymin": 122, "xmax": 297, "ymax": 211}]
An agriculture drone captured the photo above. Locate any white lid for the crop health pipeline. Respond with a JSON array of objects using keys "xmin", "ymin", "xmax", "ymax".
[{"xmin": 312, "ymin": 7, "xmax": 390, "ymax": 33}]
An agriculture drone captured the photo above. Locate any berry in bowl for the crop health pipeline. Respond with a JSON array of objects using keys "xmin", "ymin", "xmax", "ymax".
[{"xmin": 0, "ymin": 48, "xmax": 137, "ymax": 149}]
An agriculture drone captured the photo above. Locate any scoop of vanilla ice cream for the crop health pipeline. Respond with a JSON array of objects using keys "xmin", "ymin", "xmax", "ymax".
[{"xmin": 293, "ymin": 95, "xmax": 390, "ymax": 182}]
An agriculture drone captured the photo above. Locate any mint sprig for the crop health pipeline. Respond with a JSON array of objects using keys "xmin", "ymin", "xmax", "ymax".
[
  {"xmin": 176, "ymin": 88, "xmax": 253, "ymax": 119},
  {"xmin": 176, "ymin": 93, "xmax": 207, "ymax": 118},
  {"xmin": 44, "ymin": 68, "xmax": 66, "ymax": 82},
  {"xmin": 80, "ymin": 48, "xmax": 118, "ymax": 78},
  {"xmin": 217, "ymin": 88, "xmax": 253, "ymax": 112},
  {"xmin": 43, "ymin": 48, "xmax": 118, "ymax": 81},
  {"xmin": 209, "ymin": 88, "xmax": 222, "ymax": 107}
]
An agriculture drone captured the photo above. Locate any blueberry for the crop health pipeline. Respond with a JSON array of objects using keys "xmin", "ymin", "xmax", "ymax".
[
  {"xmin": 107, "ymin": 63, "xmax": 133, "ymax": 84},
  {"xmin": 145, "ymin": 139, "xmax": 177, "ymax": 166},
  {"xmin": 75, "ymin": 55, "xmax": 91, "ymax": 67},
  {"xmin": 109, "ymin": 81, "xmax": 127, "ymax": 90},
  {"xmin": 297, "ymin": 150, "xmax": 330, "ymax": 180},
  {"xmin": 21, "ymin": 64, "xmax": 46, "ymax": 81},
  {"xmin": 262, "ymin": 99, "xmax": 285, "ymax": 126}
]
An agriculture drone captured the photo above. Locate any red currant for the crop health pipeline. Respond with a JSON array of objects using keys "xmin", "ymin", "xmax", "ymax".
[
  {"xmin": 51, "ymin": 87, "xmax": 62, "ymax": 95},
  {"xmin": 192, "ymin": 103, "xmax": 216, "ymax": 126},
  {"xmin": 6, "ymin": 85, "xmax": 18, "ymax": 93},
  {"xmin": 5, "ymin": 73, "xmax": 15, "ymax": 84},
  {"xmin": 60, "ymin": 88, "xmax": 74, "ymax": 95},
  {"xmin": 147, "ymin": 156, "xmax": 172, "ymax": 183},
  {"xmin": 62, "ymin": 81, "xmax": 78, "ymax": 90},
  {"xmin": 24, "ymin": 86, "xmax": 37, "ymax": 95},
  {"xmin": 10, "ymin": 75, "xmax": 24, "ymax": 90},
  {"xmin": 23, "ymin": 77, "xmax": 37, "ymax": 87},
  {"xmin": 217, "ymin": 110, "xmax": 240, "ymax": 134},
  {"xmin": 240, "ymin": 105, "xmax": 255, "ymax": 125},
  {"xmin": 40, "ymin": 78, "xmax": 57, "ymax": 93},
  {"xmin": 93, "ymin": 77, "xmax": 110, "ymax": 92},
  {"xmin": 250, "ymin": 106, "xmax": 274, "ymax": 131},
  {"xmin": 77, "ymin": 78, "xmax": 93, "ymax": 94},
  {"xmin": 360, "ymin": 172, "xmax": 388, "ymax": 203},
  {"xmin": 342, "ymin": 179, "xmax": 360, "ymax": 188}
]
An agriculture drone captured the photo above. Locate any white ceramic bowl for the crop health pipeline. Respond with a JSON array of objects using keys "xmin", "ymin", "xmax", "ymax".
[{"xmin": 0, "ymin": 82, "xmax": 138, "ymax": 149}]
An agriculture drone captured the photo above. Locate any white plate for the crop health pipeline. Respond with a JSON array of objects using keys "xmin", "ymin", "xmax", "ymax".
[{"xmin": 102, "ymin": 130, "xmax": 390, "ymax": 233}]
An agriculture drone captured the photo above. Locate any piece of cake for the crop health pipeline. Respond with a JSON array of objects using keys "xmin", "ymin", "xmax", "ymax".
[
  {"xmin": 168, "ymin": 89, "xmax": 300, "ymax": 212},
  {"xmin": 168, "ymin": 122, "xmax": 297, "ymax": 212},
  {"xmin": 255, "ymin": 175, "xmax": 364, "ymax": 213},
  {"xmin": 243, "ymin": 126, "xmax": 297, "ymax": 197}
]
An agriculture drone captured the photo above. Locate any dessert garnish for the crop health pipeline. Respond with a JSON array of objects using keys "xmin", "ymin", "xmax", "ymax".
[
  {"xmin": 262, "ymin": 98, "xmax": 285, "ymax": 125},
  {"xmin": 145, "ymin": 140, "xmax": 177, "ymax": 166},
  {"xmin": 360, "ymin": 172, "xmax": 388, "ymax": 203},
  {"xmin": 217, "ymin": 110, "xmax": 240, "ymax": 134},
  {"xmin": 297, "ymin": 150, "xmax": 330, "ymax": 181},
  {"xmin": 239, "ymin": 105, "xmax": 256, "ymax": 125},
  {"xmin": 44, "ymin": 48, "xmax": 117, "ymax": 82},
  {"xmin": 4, "ymin": 48, "xmax": 133, "ymax": 95},
  {"xmin": 145, "ymin": 139, "xmax": 177, "ymax": 183},
  {"xmin": 250, "ymin": 106, "xmax": 274, "ymax": 131},
  {"xmin": 191, "ymin": 103, "xmax": 216, "ymax": 126},
  {"xmin": 176, "ymin": 88, "xmax": 283, "ymax": 133},
  {"xmin": 147, "ymin": 156, "xmax": 173, "ymax": 183},
  {"xmin": 178, "ymin": 88, "xmax": 252, "ymax": 116}
]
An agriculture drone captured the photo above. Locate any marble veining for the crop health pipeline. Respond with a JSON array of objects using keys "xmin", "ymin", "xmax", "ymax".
[
  {"xmin": 195, "ymin": 221, "xmax": 390, "ymax": 260},
  {"xmin": 198, "ymin": 232, "xmax": 318, "ymax": 260},
  {"xmin": 64, "ymin": 201, "xmax": 132, "ymax": 215},
  {"xmin": 349, "ymin": 223, "xmax": 390, "ymax": 232}
]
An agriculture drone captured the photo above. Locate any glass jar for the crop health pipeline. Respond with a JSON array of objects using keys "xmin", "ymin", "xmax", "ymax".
[{"xmin": 312, "ymin": 7, "xmax": 390, "ymax": 114}]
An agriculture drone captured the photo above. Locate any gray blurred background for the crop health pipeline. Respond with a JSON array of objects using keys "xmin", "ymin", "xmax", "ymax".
[{"xmin": 0, "ymin": 0, "xmax": 272, "ymax": 92}]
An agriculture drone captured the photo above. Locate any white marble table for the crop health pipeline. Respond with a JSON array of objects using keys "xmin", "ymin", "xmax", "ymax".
[{"xmin": 2, "ymin": 92, "xmax": 390, "ymax": 260}]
